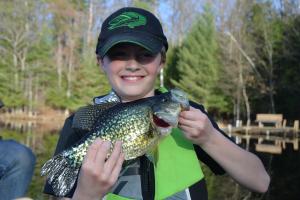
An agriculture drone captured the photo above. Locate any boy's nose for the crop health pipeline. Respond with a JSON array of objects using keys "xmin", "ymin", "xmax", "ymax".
[{"xmin": 125, "ymin": 58, "xmax": 141, "ymax": 72}]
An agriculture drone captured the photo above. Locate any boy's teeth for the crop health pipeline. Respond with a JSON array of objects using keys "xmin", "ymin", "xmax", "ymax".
[{"xmin": 123, "ymin": 76, "xmax": 141, "ymax": 80}]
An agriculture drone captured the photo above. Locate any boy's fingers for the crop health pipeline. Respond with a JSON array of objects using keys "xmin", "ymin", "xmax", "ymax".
[
  {"xmin": 95, "ymin": 140, "xmax": 111, "ymax": 167},
  {"xmin": 83, "ymin": 139, "xmax": 103, "ymax": 164},
  {"xmin": 180, "ymin": 107, "xmax": 203, "ymax": 121},
  {"xmin": 104, "ymin": 141, "xmax": 122, "ymax": 173},
  {"xmin": 179, "ymin": 125, "xmax": 197, "ymax": 137},
  {"xmin": 180, "ymin": 111, "xmax": 196, "ymax": 120},
  {"xmin": 110, "ymin": 152, "xmax": 125, "ymax": 183},
  {"xmin": 179, "ymin": 117, "xmax": 196, "ymax": 127}
]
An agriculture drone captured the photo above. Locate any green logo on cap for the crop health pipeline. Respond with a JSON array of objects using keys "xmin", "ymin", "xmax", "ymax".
[{"xmin": 108, "ymin": 11, "xmax": 146, "ymax": 30}]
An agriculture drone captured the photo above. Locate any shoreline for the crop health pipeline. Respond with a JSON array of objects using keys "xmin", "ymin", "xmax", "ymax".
[{"xmin": 0, "ymin": 111, "xmax": 68, "ymax": 133}]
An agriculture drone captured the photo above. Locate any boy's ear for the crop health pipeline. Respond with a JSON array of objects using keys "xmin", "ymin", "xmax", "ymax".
[
  {"xmin": 160, "ymin": 55, "xmax": 166, "ymax": 64},
  {"xmin": 160, "ymin": 53, "xmax": 166, "ymax": 68},
  {"xmin": 96, "ymin": 55, "xmax": 101, "ymax": 65},
  {"xmin": 97, "ymin": 58, "xmax": 107, "ymax": 74},
  {"xmin": 96, "ymin": 56, "xmax": 105, "ymax": 69}
]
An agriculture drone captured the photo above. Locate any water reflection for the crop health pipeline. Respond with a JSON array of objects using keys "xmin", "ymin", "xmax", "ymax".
[
  {"xmin": 1, "ymin": 119, "xmax": 299, "ymax": 200},
  {"xmin": 0, "ymin": 120, "xmax": 37, "ymax": 133},
  {"xmin": 0, "ymin": 118, "xmax": 64, "ymax": 134},
  {"xmin": 226, "ymin": 131, "xmax": 300, "ymax": 200},
  {"xmin": 229, "ymin": 132, "xmax": 299, "ymax": 153}
]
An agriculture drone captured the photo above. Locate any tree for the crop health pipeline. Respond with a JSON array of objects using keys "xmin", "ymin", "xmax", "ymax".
[
  {"xmin": 0, "ymin": 0, "xmax": 46, "ymax": 112},
  {"xmin": 275, "ymin": 15, "xmax": 300, "ymax": 120},
  {"xmin": 245, "ymin": 2, "xmax": 283, "ymax": 113},
  {"xmin": 218, "ymin": 0, "xmax": 259, "ymax": 124},
  {"xmin": 171, "ymin": 5, "xmax": 228, "ymax": 112}
]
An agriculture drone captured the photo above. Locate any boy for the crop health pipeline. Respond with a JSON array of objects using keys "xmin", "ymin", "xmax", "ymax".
[{"xmin": 44, "ymin": 7, "xmax": 269, "ymax": 200}]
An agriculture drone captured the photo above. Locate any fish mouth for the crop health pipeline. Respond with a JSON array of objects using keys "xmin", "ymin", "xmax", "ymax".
[
  {"xmin": 153, "ymin": 110, "xmax": 179, "ymax": 127},
  {"xmin": 153, "ymin": 114, "xmax": 173, "ymax": 136},
  {"xmin": 153, "ymin": 114, "xmax": 171, "ymax": 128}
]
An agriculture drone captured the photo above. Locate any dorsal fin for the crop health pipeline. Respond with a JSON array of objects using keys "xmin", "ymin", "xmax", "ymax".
[{"xmin": 72, "ymin": 102, "xmax": 119, "ymax": 131}]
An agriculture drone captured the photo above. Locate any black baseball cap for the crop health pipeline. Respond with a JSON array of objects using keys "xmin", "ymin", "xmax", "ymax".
[{"xmin": 96, "ymin": 7, "xmax": 168, "ymax": 57}]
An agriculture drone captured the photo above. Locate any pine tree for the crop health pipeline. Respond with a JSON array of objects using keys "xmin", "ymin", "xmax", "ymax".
[{"xmin": 171, "ymin": 5, "xmax": 227, "ymax": 111}]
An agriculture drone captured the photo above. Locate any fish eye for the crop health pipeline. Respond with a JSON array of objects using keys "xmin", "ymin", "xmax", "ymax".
[
  {"xmin": 172, "ymin": 93, "xmax": 182, "ymax": 101},
  {"xmin": 171, "ymin": 89, "xmax": 186, "ymax": 99}
]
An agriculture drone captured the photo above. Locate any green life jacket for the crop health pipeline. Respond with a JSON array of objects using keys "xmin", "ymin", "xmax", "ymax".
[{"xmin": 106, "ymin": 87, "xmax": 204, "ymax": 200}]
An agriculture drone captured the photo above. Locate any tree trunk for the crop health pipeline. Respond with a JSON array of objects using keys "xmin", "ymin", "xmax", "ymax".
[
  {"xmin": 56, "ymin": 35, "xmax": 63, "ymax": 90},
  {"xmin": 242, "ymin": 81, "xmax": 251, "ymax": 126},
  {"xmin": 13, "ymin": 42, "xmax": 19, "ymax": 90},
  {"xmin": 87, "ymin": 0, "xmax": 93, "ymax": 47},
  {"xmin": 268, "ymin": 51, "xmax": 275, "ymax": 113},
  {"xmin": 28, "ymin": 73, "xmax": 33, "ymax": 117},
  {"xmin": 66, "ymin": 26, "xmax": 75, "ymax": 98},
  {"xmin": 236, "ymin": 84, "xmax": 241, "ymax": 122},
  {"xmin": 34, "ymin": 77, "xmax": 38, "ymax": 116},
  {"xmin": 20, "ymin": 49, "xmax": 27, "ymax": 71},
  {"xmin": 233, "ymin": 100, "xmax": 237, "ymax": 123},
  {"xmin": 269, "ymin": 78, "xmax": 275, "ymax": 113},
  {"xmin": 66, "ymin": 48, "xmax": 73, "ymax": 98},
  {"xmin": 238, "ymin": 59, "xmax": 251, "ymax": 126}
]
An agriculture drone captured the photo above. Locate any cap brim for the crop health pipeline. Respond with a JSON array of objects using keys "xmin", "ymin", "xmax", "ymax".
[{"xmin": 99, "ymin": 32, "xmax": 163, "ymax": 57}]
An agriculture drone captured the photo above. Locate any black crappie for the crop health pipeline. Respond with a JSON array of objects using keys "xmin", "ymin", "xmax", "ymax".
[{"xmin": 41, "ymin": 89, "xmax": 189, "ymax": 196}]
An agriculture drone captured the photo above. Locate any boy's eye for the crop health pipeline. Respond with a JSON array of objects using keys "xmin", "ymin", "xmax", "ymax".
[
  {"xmin": 106, "ymin": 48, "xmax": 157, "ymax": 63},
  {"xmin": 137, "ymin": 52, "xmax": 156, "ymax": 62},
  {"xmin": 140, "ymin": 51, "xmax": 155, "ymax": 58},
  {"xmin": 107, "ymin": 51, "xmax": 128, "ymax": 59},
  {"xmin": 136, "ymin": 52, "xmax": 157, "ymax": 64}
]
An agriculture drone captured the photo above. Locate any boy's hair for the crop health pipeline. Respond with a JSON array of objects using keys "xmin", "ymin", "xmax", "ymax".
[
  {"xmin": 160, "ymin": 46, "xmax": 166, "ymax": 64},
  {"xmin": 95, "ymin": 7, "xmax": 168, "ymax": 58}
]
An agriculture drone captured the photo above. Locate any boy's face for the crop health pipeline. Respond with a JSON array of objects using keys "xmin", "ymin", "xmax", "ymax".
[{"xmin": 100, "ymin": 43, "xmax": 164, "ymax": 102}]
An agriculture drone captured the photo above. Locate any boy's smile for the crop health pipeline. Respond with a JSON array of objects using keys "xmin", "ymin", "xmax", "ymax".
[{"xmin": 100, "ymin": 43, "xmax": 164, "ymax": 102}]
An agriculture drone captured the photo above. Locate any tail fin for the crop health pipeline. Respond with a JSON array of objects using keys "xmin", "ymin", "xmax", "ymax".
[{"xmin": 41, "ymin": 154, "xmax": 79, "ymax": 196}]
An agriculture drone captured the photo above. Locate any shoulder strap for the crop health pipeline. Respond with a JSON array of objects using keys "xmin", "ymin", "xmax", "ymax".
[{"xmin": 140, "ymin": 155, "xmax": 155, "ymax": 200}]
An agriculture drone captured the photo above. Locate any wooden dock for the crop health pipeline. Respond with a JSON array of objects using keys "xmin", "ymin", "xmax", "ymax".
[
  {"xmin": 221, "ymin": 115, "xmax": 299, "ymax": 154},
  {"xmin": 223, "ymin": 125, "xmax": 298, "ymax": 135},
  {"xmin": 222, "ymin": 114, "xmax": 299, "ymax": 136}
]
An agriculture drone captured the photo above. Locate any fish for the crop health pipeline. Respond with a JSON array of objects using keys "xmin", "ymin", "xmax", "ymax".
[
  {"xmin": 41, "ymin": 89, "xmax": 189, "ymax": 196},
  {"xmin": 108, "ymin": 11, "xmax": 146, "ymax": 30}
]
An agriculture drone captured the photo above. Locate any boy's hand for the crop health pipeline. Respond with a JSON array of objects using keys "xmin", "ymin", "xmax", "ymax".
[
  {"xmin": 179, "ymin": 107, "xmax": 270, "ymax": 193},
  {"xmin": 72, "ymin": 139, "xmax": 124, "ymax": 200},
  {"xmin": 178, "ymin": 106, "xmax": 217, "ymax": 146}
]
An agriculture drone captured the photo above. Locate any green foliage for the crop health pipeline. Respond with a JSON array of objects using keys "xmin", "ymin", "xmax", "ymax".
[
  {"xmin": 170, "ymin": 5, "xmax": 228, "ymax": 112},
  {"xmin": 244, "ymin": 2, "xmax": 284, "ymax": 112},
  {"xmin": 71, "ymin": 58, "xmax": 111, "ymax": 109},
  {"xmin": 246, "ymin": 2, "xmax": 283, "ymax": 71},
  {"xmin": 0, "ymin": 62, "xmax": 27, "ymax": 107},
  {"xmin": 0, "ymin": 0, "xmax": 299, "ymax": 120},
  {"xmin": 164, "ymin": 46, "xmax": 181, "ymax": 88},
  {"xmin": 274, "ymin": 15, "xmax": 300, "ymax": 119},
  {"xmin": 45, "ymin": 56, "xmax": 111, "ymax": 111}
]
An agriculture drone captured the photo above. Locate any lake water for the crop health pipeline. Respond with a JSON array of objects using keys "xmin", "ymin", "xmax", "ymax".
[
  {"xmin": 231, "ymin": 132, "xmax": 299, "ymax": 200},
  {"xmin": 0, "ymin": 120, "xmax": 299, "ymax": 200}
]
